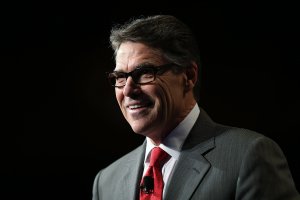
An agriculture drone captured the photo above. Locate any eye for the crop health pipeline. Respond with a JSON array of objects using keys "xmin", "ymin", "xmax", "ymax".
[
  {"xmin": 108, "ymin": 72, "xmax": 126, "ymax": 85},
  {"xmin": 132, "ymin": 67, "xmax": 155, "ymax": 84},
  {"xmin": 114, "ymin": 72, "xmax": 127, "ymax": 78}
]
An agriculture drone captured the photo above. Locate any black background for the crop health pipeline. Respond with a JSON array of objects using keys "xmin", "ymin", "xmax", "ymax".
[{"xmin": 2, "ymin": 1, "xmax": 299, "ymax": 199}]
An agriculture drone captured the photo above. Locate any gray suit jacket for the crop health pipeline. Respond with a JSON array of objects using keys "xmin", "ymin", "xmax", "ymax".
[{"xmin": 92, "ymin": 108, "xmax": 300, "ymax": 200}]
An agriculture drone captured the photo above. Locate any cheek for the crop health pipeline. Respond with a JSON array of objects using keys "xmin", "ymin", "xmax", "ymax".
[
  {"xmin": 155, "ymin": 86, "xmax": 168, "ymax": 104},
  {"xmin": 158, "ymin": 77, "xmax": 184, "ymax": 100},
  {"xmin": 169, "ymin": 77, "xmax": 185, "ymax": 98},
  {"xmin": 154, "ymin": 84, "xmax": 173, "ymax": 114},
  {"xmin": 115, "ymin": 90, "xmax": 124, "ymax": 108},
  {"xmin": 156, "ymin": 77, "xmax": 185, "ymax": 114}
]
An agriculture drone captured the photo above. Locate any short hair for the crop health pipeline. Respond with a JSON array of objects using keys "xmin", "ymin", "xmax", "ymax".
[{"xmin": 110, "ymin": 15, "xmax": 201, "ymax": 101}]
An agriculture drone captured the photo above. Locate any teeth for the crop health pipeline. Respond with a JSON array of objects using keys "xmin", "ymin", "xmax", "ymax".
[{"xmin": 129, "ymin": 105, "xmax": 143, "ymax": 109}]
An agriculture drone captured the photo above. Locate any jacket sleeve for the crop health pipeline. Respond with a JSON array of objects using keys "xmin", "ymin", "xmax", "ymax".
[
  {"xmin": 235, "ymin": 136, "xmax": 300, "ymax": 200},
  {"xmin": 92, "ymin": 170, "xmax": 102, "ymax": 200}
]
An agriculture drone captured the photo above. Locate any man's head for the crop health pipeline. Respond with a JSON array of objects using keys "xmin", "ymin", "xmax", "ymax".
[{"xmin": 108, "ymin": 15, "xmax": 200, "ymax": 144}]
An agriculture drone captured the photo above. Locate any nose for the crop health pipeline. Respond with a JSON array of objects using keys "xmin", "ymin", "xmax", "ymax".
[{"xmin": 122, "ymin": 76, "xmax": 141, "ymax": 97}]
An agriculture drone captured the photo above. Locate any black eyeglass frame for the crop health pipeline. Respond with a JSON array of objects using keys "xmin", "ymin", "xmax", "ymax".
[{"xmin": 107, "ymin": 63, "xmax": 181, "ymax": 88}]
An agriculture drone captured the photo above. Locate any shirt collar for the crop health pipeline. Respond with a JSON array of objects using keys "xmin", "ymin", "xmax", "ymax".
[{"xmin": 145, "ymin": 103, "xmax": 200, "ymax": 162}]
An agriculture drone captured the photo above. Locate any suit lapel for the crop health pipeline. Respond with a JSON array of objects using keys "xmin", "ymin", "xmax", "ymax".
[
  {"xmin": 164, "ymin": 138, "xmax": 214, "ymax": 200},
  {"xmin": 121, "ymin": 143, "xmax": 146, "ymax": 200},
  {"xmin": 165, "ymin": 108, "xmax": 222, "ymax": 200}
]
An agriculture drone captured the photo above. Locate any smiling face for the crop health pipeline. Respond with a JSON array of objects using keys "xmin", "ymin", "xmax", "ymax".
[{"xmin": 114, "ymin": 41, "xmax": 197, "ymax": 144}]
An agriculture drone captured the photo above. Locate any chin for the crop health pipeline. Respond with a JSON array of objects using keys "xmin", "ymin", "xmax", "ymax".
[
  {"xmin": 130, "ymin": 122, "xmax": 149, "ymax": 136},
  {"xmin": 131, "ymin": 125, "xmax": 144, "ymax": 135}
]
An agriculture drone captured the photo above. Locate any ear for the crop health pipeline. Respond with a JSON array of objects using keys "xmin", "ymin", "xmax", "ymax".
[{"xmin": 185, "ymin": 62, "xmax": 198, "ymax": 90}]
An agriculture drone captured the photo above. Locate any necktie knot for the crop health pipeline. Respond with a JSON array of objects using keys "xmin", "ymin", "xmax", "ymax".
[{"xmin": 149, "ymin": 147, "xmax": 170, "ymax": 168}]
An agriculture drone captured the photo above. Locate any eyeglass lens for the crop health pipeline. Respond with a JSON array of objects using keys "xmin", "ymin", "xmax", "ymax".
[{"xmin": 110, "ymin": 67, "xmax": 156, "ymax": 87}]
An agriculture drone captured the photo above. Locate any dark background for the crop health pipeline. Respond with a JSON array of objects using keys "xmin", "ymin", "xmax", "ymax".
[{"xmin": 2, "ymin": 2, "xmax": 299, "ymax": 199}]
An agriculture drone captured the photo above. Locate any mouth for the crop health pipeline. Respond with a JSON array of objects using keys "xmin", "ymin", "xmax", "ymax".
[
  {"xmin": 126, "ymin": 101, "xmax": 153, "ymax": 117},
  {"xmin": 127, "ymin": 102, "xmax": 152, "ymax": 110}
]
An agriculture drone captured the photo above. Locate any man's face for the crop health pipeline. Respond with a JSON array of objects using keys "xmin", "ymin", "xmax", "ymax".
[{"xmin": 114, "ymin": 42, "xmax": 189, "ymax": 143}]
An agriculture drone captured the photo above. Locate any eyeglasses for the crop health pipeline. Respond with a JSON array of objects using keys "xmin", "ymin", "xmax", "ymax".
[{"xmin": 107, "ymin": 63, "xmax": 180, "ymax": 88}]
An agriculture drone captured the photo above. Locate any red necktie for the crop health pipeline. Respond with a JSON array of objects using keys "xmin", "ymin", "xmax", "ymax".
[{"xmin": 140, "ymin": 147, "xmax": 170, "ymax": 200}]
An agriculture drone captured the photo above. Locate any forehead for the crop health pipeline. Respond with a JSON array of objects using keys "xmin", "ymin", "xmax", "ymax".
[{"xmin": 115, "ymin": 42, "xmax": 164, "ymax": 71}]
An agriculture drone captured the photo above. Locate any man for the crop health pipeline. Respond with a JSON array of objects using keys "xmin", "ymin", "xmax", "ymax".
[{"xmin": 92, "ymin": 15, "xmax": 300, "ymax": 200}]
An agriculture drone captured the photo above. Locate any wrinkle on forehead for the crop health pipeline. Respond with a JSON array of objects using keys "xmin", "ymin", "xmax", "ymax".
[{"xmin": 115, "ymin": 42, "xmax": 164, "ymax": 72}]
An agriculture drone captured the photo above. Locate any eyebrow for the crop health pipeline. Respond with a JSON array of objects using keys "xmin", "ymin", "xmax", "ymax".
[{"xmin": 114, "ymin": 63, "xmax": 157, "ymax": 72}]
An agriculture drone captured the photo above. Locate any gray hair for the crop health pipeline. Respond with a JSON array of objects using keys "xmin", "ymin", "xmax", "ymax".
[{"xmin": 109, "ymin": 15, "xmax": 201, "ymax": 100}]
